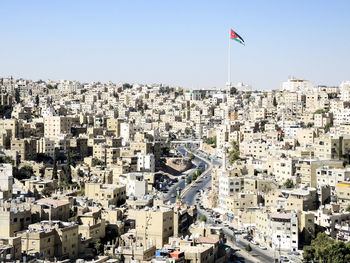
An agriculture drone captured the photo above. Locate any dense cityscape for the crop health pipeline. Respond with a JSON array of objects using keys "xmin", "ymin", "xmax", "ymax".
[
  {"xmin": 0, "ymin": 77, "xmax": 349, "ymax": 262},
  {"xmin": 3, "ymin": 0, "xmax": 350, "ymax": 262}
]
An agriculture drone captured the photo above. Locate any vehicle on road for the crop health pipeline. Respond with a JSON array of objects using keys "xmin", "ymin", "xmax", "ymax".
[
  {"xmin": 288, "ymin": 251, "xmax": 300, "ymax": 256},
  {"xmin": 243, "ymin": 235, "xmax": 253, "ymax": 241},
  {"xmin": 258, "ymin": 245, "xmax": 267, "ymax": 250},
  {"xmin": 250, "ymin": 240, "xmax": 258, "ymax": 245},
  {"xmin": 171, "ymin": 193, "xmax": 176, "ymax": 198}
]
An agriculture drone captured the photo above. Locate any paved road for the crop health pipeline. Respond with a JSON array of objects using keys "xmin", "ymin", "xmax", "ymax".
[
  {"xmin": 177, "ymin": 146, "xmax": 212, "ymax": 207},
  {"xmin": 179, "ymin": 146, "xmax": 275, "ymax": 263},
  {"xmin": 161, "ymin": 147, "xmax": 207, "ymax": 203}
]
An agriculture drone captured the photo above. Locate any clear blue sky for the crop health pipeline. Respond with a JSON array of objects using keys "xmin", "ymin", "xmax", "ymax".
[{"xmin": 1, "ymin": 1, "xmax": 349, "ymax": 90}]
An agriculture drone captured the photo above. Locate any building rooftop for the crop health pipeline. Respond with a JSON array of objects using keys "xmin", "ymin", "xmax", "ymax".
[{"xmin": 35, "ymin": 198, "xmax": 70, "ymax": 207}]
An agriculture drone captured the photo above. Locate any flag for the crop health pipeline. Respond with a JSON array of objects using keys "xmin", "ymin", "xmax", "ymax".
[{"xmin": 230, "ymin": 29, "xmax": 245, "ymax": 46}]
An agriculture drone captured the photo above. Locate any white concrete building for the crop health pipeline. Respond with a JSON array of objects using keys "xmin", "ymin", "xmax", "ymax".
[
  {"xmin": 137, "ymin": 153, "xmax": 155, "ymax": 173},
  {"xmin": 269, "ymin": 212, "xmax": 299, "ymax": 252},
  {"xmin": 218, "ymin": 171, "xmax": 244, "ymax": 211},
  {"xmin": 340, "ymin": 81, "xmax": 350, "ymax": 102},
  {"xmin": 119, "ymin": 173, "xmax": 148, "ymax": 198},
  {"xmin": 280, "ymin": 78, "xmax": 314, "ymax": 92},
  {"xmin": 0, "ymin": 163, "xmax": 13, "ymax": 199}
]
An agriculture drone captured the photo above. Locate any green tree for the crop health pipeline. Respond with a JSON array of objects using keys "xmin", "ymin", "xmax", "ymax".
[
  {"xmin": 52, "ymin": 153, "xmax": 58, "ymax": 180},
  {"xmin": 185, "ymin": 127, "xmax": 193, "ymax": 136},
  {"xmin": 0, "ymin": 156, "xmax": 13, "ymax": 164},
  {"xmin": 35, "ymin": 94, "xmax": 39, "ymax": 106},
  {"xmin": 346, "ymin": 205, "xmax": 350, "ymax": 212},
  {"xmin": 199, "ymin": 215, "xmax": 207, "ymax": 222},
  {"xmin": 94, "ymin": 238, "xmax": 104, "ymax": 255},
  {"xmin": 63, "ymin": 151, "xmax": 74, "ymax": 185},
  {"xmin": 197, "ymin": 168, "xmax": 204, "ymax": 176},
  {"xmin": 273, "ymin": 96, "xmax": 278, "ymax": 107},
  {"xmin": 324, "ymin": 123, "xmax": 333, "ymax": 133},
  {"xmin": 303, "ymin": 232, "xmax": 336, "ymax": 262},
  {"xmin": 284, "ymin": 179, "xmax": 294, "ymax": 189},
  {"xmin": 14, "ymin": 165, "xmax": 34, "ymax": 180},
  {"xmin": 15, "ymin": 88, "xmax": 20, "ymax": 103},
  {"xmin": 189, "ymin": 153, "xmax": 195, "ymax": 160},
  {"xmin": 192, "ymin": 172, "xmax": 197, "ymax": 181},
  {"xmin": 246, "ymin": 244, "xmax": 252, "ymax": 252},
  {"xmin": 92, "ymin": 158, "xmax": 105, "ymax": 166},
  {"xmin": 205, "ymin": 136, "xmax": 217, "ymax": 146},
  {"xmin": 314, "ymin": 108, "xmax": 329, "ymax": 115},
  {"xmin": 228, "ymin": 140, "xmax": 240, "ymax": 164},
  {"xmin": 230, "ymin": 87, "xmax": 237, "ymax": 95},
  {"xmin": 330, "ymin": 242, "xmax": 350, "ymax": 263},
  {"xmin": 186, "ymin": 176, "xmax": 192, "ymax": 185},
  {"xmin": 41, "ymin": 188, "xmax": 52, "ymax": 197}
]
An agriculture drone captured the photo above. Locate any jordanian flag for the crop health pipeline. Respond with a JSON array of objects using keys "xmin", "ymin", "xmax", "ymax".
[{"xmin": 230, "ymin": 29, "xmax": 245, "ymax": 45}]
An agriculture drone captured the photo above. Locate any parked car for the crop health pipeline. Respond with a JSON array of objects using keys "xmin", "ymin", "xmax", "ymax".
[
  {"xmin": 243, "ymin": 235, "xmax": 253, "ymax": 241},
  {"xmin": 250, "ymin": 240, "xmax": 258, "ymax": 245},
  {"xmin": 258, "ymin": 245, "xmax": 267, "ymax": 250}
]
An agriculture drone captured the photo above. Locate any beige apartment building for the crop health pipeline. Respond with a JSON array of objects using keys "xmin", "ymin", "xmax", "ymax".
[
  {"xmin": 0, "ymin": 237, "xmax": 21, "ymax": 261},
  {"xmin": 44, "ymin": 116, "xmax": 72, "ymax": 137},
  {"xmin": 130, "ymin": 141, "xmax": 152, "ymax": 155},
  {"xmin": 11, "ymin": 138, "xmax": 37, "ymax": 161},
  {"xmin": 85, "ymin": 182, "xmax": 126, "ymax": 207},
  {"xmin": 336, "ymin": 181, "xmax": 350, "ymax": 202},
  {"xmin": 243, "ymin": 177, "xmax": 275, "ymax": 193},
  {"xmin": 296, "ymin": 159, "xmax": 344, "ymax": 187},
  {"xmin": 255, "ymin": 211, "xmax": 299, "ymax": 251},
  {"xmin": 32, "ymin": 198, "xmax": 70, "ymax": 222},
  {"xmin": 314, "ymin": 135, "xmax": 350, "ymax": 160},
  {"xmin": 0, "ymin": 205, "xmax": 32, "ymax": 238},
  {"xmin": 271, "ymin": 157, "xmax": 296, "ymax": 184},
  {"xmin": 239, "ymin": 140, "xmax": 269, "ymax": 160},
  {"xmin": 0, "ymin": 119, "xmax": 25, "ymax": 139},
  {"xmin": 296, "ymin": 128, "xmax": 318, "ymax": 146},
  {"xmin": 78, "ymin": 208, "xmax": 106, "ymax": 254},
  {"xmin": 225, "ymin": 193, "xmax": 258, "ymax": 216},
  {"xmin": 134, "ymin": 207, "xmax": 174, "ymax": 249},
  {"xmin": 24, "ymin": 178, "xmax": 57, "ymax": 196},
  {"xmin": 93, "ymin": 144, "xmax": 120, "ymax": 165},
  {"xmin": 18, "ymin": 228, "xmax": 55, "ymax": 259},
  {"xmin": 314, "ymin": 112, "xmax": 333, "ymax": 128},
  {"xmin": 18, "ymin": 221, "xmax": 79, "ymax": 260},
  {"xmin": 265, "ymin": 187, "xmax": 317, "ymax": 212}
]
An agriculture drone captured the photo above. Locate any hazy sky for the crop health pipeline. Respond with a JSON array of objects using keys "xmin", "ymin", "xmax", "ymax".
[{"xmin": 1, "ymin": 1, "xmax": 349, "ymax": 90}]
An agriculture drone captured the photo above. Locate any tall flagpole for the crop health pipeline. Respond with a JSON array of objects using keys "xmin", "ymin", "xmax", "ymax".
[{"xmin": 227, "ymin": 29, "xmax": 231, "ymax": 88}]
